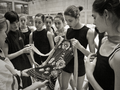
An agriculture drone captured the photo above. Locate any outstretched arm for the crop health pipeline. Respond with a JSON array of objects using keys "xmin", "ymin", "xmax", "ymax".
[
  {"xmin": 2, "ymin": 43, "xmax": 32, "ymax": 60},
  {"xmin": 47, "ymin": 31, "xmax": 54, "ymax": 49},
  {"xmin": 23, "ymin": 80, "xmax": 48, "ymax": 90}
]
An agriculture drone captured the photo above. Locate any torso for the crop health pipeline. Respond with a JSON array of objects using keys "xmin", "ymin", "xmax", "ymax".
[
  {"xmin": 20, "ymin": 27, "xmax": 31, "ymax": 45},
  {"xmin": 6, "ymin": 30, "xmax": 31, "ymax": 70},
  {"xmin": 0, "ymin": 49, "xmax": 18, "ymax": 90},
  {"xmin": 63, "ymin": 25, "xmax": 89, "ymax": 76},
  {"xmin": 33, "ymin": 29, "xmax": 51, "ymax": 64},
  {"xmin": 89, "ymin": 38, "xmax": 120, "ymax": 90}
]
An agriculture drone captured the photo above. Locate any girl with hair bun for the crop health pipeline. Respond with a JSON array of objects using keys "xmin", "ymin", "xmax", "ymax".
[{"xmin": 61, "ymin": 5, "xmax": 95, "ymax": 90}]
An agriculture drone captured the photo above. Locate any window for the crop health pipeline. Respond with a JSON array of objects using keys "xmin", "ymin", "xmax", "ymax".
[
  {"xmin": 0, "ymin": 1, "xmax": 12, "ymax": 14},
  {"xmin": 15, "ymin": 3, "xmax": 28, "ymax": 14}
]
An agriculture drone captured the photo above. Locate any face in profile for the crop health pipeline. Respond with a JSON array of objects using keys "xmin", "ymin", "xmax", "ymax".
[
  {"xmin": 92, "ymin": 10, "xmax": 106, "ymax": 33},
  {"xmin": 10, "ymin": 20, "xmax": 19, "ymax": 31},
  {"xmin": 0, "ymin": 23, "xmax": 7, "ymax": 47}
]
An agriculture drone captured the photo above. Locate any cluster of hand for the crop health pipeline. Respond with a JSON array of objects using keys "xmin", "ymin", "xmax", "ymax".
[
  {"xmin": 85, "ymin": 53, "xmax": 97, "ymax": 76},
  {"xmin": 55, "ymin": 36, "xmax": 98, "ymax": 77},
  {"xmin": 23, "ymin": 44, "xmax": 33, "ymax": 54}
]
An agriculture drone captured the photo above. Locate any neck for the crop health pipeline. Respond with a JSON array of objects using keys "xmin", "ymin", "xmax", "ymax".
[
  {"xmin": 21, "ymin": 25, "xmax": 27, "ymax": 29},
  {"xmin": 47, "ymin": 27, "xmax": 51, "ymax": 31},
  {"xmin": 37, "ymin": 27, "xmax": 43, "ymax": 31},
  {"xmin": 108, "ymin": 35, "xmax": 120, "ymax": 44},
  {"xmin": 57, "ymin": 27, "xmax": 64, "ymax": 33},
  {"xmin": 73, "ymin": 22, "xmax": 82, "ymax": 29}
]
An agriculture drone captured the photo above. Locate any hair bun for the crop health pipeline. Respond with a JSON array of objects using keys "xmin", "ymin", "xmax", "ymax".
[{"xmin": 78, "ymin": 6, "xmax": 83, "ymax": 11}]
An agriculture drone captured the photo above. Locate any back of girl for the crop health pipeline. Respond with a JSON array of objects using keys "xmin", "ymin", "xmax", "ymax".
[{"xmin": 29, "ymin": 13, "xmax": 54, "ymax": 65}]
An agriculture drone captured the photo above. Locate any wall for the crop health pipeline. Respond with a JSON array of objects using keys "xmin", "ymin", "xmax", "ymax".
[{"xmin": 29, "ymin": 0, "xmax": 94, "ymax": 24}]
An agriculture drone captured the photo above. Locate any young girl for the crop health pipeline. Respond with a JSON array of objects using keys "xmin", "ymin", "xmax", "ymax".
[
  {"xmin": 19, "ymin": 15, "xmax": 31, "ymax": 45},
  {"xmin": 45, "ymin": 15, "xmax": 55, "ymax": 37},
  {"xmin": 62, "ymin": 5, "xmax": 95, "ymax": 90},
  {"xmin": 0, "ymin": 14, "xmax": 48, "ymax": 90},
  {"xmin": 3, "ymin": 11, "xmax": 32, "ymax": 89},
  {"xmin": 29, "ymin": 13, "xmax": 54, "ymax": 65},
  {"xmin": 84, "ymin": 0, "xmax": 120, "ymax": 90},
  {"xmin": 54, "ymin": 14, "xmax": 67, "ymax": 38}
]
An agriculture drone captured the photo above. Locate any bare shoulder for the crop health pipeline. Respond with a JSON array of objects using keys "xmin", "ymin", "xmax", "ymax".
[
  {"xmin": 110, "ymin": 50, "xmax": 120, "ymax": 71},
  {"xmin": 47, "ymin": 31, "xmax": 52, "ymax": 35},
  {"xmin": 87, "ymin": 28, "xmax": 95, "ymax": 39},
  {"xmin": 87, "ymin": 28, "xmax": 94, "ymax": 35}
]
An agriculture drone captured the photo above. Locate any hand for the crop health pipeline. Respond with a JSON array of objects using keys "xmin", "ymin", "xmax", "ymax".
[
  {"xmin": 71, "ymin": 38, "xmax": 82, "ymax": 49},
  {"xmin": 22, "ymin": 68, "xmax": 31, "ymax": 77},
  {"xmin": 54, "ymin": 36, "xmax": 64, "ymax": 44},
  {"xmin": 36, "ymin": 80, "xmax": 49, "ymax": 88},
  {"xmin": 85, "ymin": 53, "xmax": 97, "ymax": 76},
  {"xmin": 33, "ymin": 62, "xmax": 39, "ymax": 67},
  {"xmin": 23, "ymin": 45, "xmax": 32, "ymax": 54}
]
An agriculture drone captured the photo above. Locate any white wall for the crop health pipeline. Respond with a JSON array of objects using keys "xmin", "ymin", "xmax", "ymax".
[{"xmin": 29, "ymin": 0, "xmax": 94, "ymax": 24}]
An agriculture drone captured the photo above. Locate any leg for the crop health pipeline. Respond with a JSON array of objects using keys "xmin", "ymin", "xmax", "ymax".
[
  {"xmin": 82, "ymin": 81, "xmax": 88, "ymax": 90},
  {"xmin": 69, "ymin": 74, "xmax": 76, "ymax": 90},
  {"xmin": 61, "ymin": 70, "xmax": 71, "ymax": 90},
  {"xmin": 77, "ymin": 75, "xmax": 85, "ymax": 90},
  {"xmin": 58, "ymin": 73, "xmax": 62, "ymax": 90}
]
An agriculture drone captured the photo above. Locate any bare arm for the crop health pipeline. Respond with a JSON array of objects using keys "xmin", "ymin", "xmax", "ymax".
[
  {"xmin": 87, "ymin": 29, "xmax": 96, "ymax": 53},
  {"xmin": 2, "ymin": 43, "xmax": 32, "ymax": 60},
  {"xmin": 2, "ymin": 43, "xmax": 24, "ymax": 60},
  {"xmin": 47, "ymin": 31, "xmax": 54, "ymax": 49},
  {"xmin": 29, "ymin": 32, "xmax": 33, "ymax": 44},
  {"xmin": 85, "ymin": 54, "xmax": 103, "ymax": 90},
  {"xmin": 71, "ymin": 39, "xmax": 91, "ymax": 57},
  {"xmin": 23, "ymin": 80, "xmax": 48, "ymax": 90},
  {"xmin": 110, "ymin": 51, "xmax": 120, "ymax": 90}
]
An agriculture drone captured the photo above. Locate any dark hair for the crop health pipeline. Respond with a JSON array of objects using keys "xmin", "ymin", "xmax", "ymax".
[
  {"xmin": 57, "ymin": 12, "xmax": 63, "ymax": 16},
  {"xmin": 35, "ymin": 13, "xmax": 45, "ymax": 23},
  {"xmin": 4, "ymin": 11, "xmax": 19, "ymax": 23},
  {"xmin": 54, "ymin": 14, "xmax": 65, "ymax": 23},
  {"xmin": 93, "ymin": 0, "xmax": 120, "ymax": 18},
  {"xmin": 64, "ymin": 5, "xmax": 83, "ymax": 18},
  {"xmin": 78, "ymin": 6, "xmax": 83, "ymax": 12},
  {"xmin": 45, "ymin": 15, "xmax": 53, "ymax": 22},
  {"xmin": 0, "ymin": 14, "xmax": 8, "ymax": 32}
]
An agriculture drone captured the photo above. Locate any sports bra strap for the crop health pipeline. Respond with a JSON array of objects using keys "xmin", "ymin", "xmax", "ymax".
[{"xmin": 109, "ymin": 44, "xmax": 120, "ymax": 61}]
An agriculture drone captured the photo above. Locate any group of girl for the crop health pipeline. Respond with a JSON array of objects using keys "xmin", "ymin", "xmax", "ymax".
[{"xmin": 0, "ymin": 0, "xmax": 120, "ymax": 90}]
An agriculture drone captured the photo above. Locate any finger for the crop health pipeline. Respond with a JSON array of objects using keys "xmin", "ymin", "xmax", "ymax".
[
  {"xmin": 92, "ymin": 57, "xmax": 97, "ymax": 65},
  {"xmin": 87, "ymin": 53, "xmax": 96, "ymax": 62}
]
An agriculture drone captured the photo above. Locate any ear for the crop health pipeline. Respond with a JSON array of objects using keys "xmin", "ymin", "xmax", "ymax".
[
  {"xmin": 103, "ymin": 9, "xmax": 111, "ymax": 20},
  {"xmin": 76, "ymin": 14, "xmax": 80, "ymax": 18}
]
